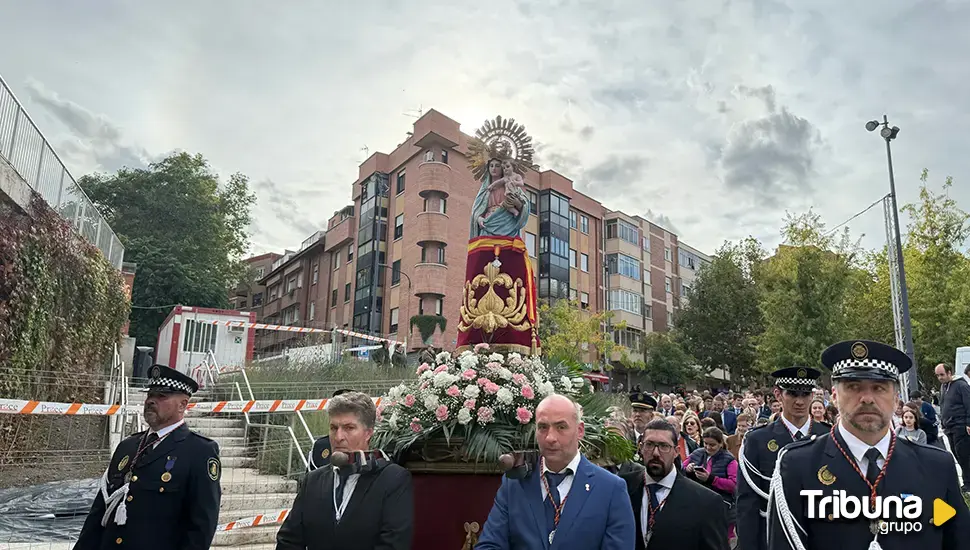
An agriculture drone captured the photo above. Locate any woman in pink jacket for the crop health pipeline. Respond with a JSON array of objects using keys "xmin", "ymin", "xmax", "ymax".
[{"xmin": 683, "ymin": 427, "xmax": 739, "ymax": 544}]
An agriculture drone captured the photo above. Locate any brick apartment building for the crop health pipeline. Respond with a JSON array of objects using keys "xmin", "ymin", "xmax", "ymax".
[
  {"xmin": 248, "ymin": 109, "xmax": 710, "ymax": 361},
  {"xmin": 229, "ymin": 252, "xmax": 281, "ymax": 319}
]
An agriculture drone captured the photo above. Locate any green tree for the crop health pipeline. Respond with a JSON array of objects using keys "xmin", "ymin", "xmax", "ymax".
[
  {"xmin": 81, "ymin": 153, "xmax": 256, "ymax": 346},
  {"xmin": 675, "ymin": 237, "xmax": 765, "ymax": 385},
  {"xmin": 538, "ymin": 299, "xmax": 624, "ymax": 367},
  {"xmin": 641, "ymin": 332, "xmax": 694, "ymax": 385},
  {"xmin": 755, "ymin": 210, "xmax": 862, "ymax": 373}
]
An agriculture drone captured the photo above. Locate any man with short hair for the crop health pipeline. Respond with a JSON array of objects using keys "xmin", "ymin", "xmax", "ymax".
[
  {"xmin": 736, "ymin": 367, "xmax": 829, "ymax": 550},
  {"xmin": 619, "ymin": 418, "xmax": 728, "ymax": 550},
  {"xmin": 768, "ymin": 341, "xmax": 969, "ymax": 549},
  {"xmin": 475, "ymin": 394, "xmax": 635, "ymax": 550},
  {"xmin": 629, "ymin": 393, "xmax": 658, "ymax": 446},
  {"xmin": 306, "ymin": 389, "xmax": 353, "ymax": 472},
  {"xmin": 277, "ymin": 391, "xmax": 413, "ymax": 550},
  {"xmin": 935, "ymin": 362, "xmax": 970, "ymax": 492},
  {"xmin": 75, "ymin": 365, "xmax": 222, "ymax": 550}
]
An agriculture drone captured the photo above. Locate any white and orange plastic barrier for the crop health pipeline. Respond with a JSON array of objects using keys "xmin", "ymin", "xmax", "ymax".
[{"xmin": 0, "ymin": 396, "xmax": 381, "ymax": 415}]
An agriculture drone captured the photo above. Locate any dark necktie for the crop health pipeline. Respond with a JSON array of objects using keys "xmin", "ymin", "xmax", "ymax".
[
  {"xmin": 794, "ymin": 431, "xmax": 804, "ymax": 441},
  {"xmin": 864, "ymin": 448, "xmax": 882, "ymax": 486},
  {"xmin": 647, "ymin": 483, "xmax": 662, "ymax": 526},
  {"xmin": 545, "ymin": 470, "xmax": 571, "ymax": 508},
  {"xmin": 334, "ymin": 469, "xmax": 352, "ymax": 505}
]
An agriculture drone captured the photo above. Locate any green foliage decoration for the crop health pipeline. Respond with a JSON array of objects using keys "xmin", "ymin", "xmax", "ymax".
[
  {"xmin": 409, "ymin": 314, "xmax": 447, "ymax": 344},
  {"xmin": 0, "ymin": 196, "xmax": 130, "ymax": 402}
]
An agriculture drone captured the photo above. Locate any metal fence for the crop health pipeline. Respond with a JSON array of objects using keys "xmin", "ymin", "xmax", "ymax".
[{"xmin": 0, "ymin": 73, "xmax": 124, "ymax": 269}]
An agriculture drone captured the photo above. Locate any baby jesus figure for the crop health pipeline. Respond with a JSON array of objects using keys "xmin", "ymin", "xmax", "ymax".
[{"xmin": 492, "ymin": 160, "xmax": 526, "ymax": 217}]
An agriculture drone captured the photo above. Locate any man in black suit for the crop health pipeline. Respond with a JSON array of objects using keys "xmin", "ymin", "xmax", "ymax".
[
  {"xmin": 620, "ymin": 418, "xmax": 729, "ymax": 550},
  {"xmin": 75, "ymin": 365, "xmax": 222, "ymax": 550},
  {"xmin": 768, "ymin": 340, "xmax": 969, "ymax": 549},
  {"xmin": 736, "ymin": 367, "xmax": 829, "ymax": 550},
  {"xmin": 276, "ymin": 391, "xmax": 413, "ymax": 550}
]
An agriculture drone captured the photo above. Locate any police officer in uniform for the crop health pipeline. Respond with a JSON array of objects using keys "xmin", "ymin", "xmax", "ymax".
[
  {"xmin": 736, "ymin": 366, "xmax": 829, "ymax": 550},
  {"xmin": 767, "ymin": 340, "xmax": 970, "ymax": 550},
  {"xmin": 307, "ymin": 389, "xmax": 352, "ymax": 472},
  {"xmin": 75, "ymin": 365, "xmax": 222, "ymax": 550}
]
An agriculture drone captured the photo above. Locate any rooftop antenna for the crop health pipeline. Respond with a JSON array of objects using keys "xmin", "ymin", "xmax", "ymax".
[
  {"xmin": 403, "ymin": 104, "xmax": 424, "ymax": 119},
  {"xmin": 360, "ymin": 145, "xmax": 369, "ymax": 159}
]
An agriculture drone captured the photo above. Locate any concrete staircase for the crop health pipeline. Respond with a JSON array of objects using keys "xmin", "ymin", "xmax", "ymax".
[{"xmin": 126, "ymin": 388, "xmax": 299, "ymax": 548}]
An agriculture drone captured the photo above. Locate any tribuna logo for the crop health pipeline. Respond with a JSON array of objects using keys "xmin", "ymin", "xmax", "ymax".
[{"xmin": 802, "ymin": 490, "xmax": 923, "ymax": 527}]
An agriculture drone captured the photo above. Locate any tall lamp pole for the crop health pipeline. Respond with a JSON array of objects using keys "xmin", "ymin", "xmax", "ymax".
[
  {"xmin": 866, "ymin": 115, "xmax": 918, "ymax": 394},
  {"xmin": 378, "ymin": 263, "xmax": 413, "ymax": 352}
]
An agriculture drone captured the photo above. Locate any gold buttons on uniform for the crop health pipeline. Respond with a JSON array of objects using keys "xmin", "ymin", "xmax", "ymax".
[
  {"xmin": 115, "ymin": 537, "xmax": 123, "ymax": 544},
  {"xmin": 159, "ymin": 487, "xmax": 165, "ymax": 493},
  {"xmin": 131, "ymin": 475, "xmax": 138, "ymax": 482},
  {"xmin": 126, "ymin": 495, "xmax": 133, "ymax": 502}
]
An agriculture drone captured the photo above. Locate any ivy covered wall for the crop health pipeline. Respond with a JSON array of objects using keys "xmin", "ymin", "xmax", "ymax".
[{"xmin": 0, "ymin": 195, "xmax": 130, "ymax": 402}]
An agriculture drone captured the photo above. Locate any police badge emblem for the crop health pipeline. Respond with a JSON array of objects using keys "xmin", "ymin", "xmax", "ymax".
[
  {"xmin": 149, "ymin": 365, "xmax": 161, "ymax": 379},
  {"xmin": 767, "ymin": 439, "xmax": 779, "ymax": 452},
  {"xmin": 207, "ymin": 458, "xmax": 221, "ymax": 481},
  {"xmin": 851, "ymin": 342, "xmax": 869, "ymax": 359},
  {"xmin": 817, "ymin": 465, "xmax": 836, "ymax": 485},
  {"xmin": 118, "ymin": 455, "xmax": 129, "ymax": 471},
  {"xmin": 321, "ymin": 448, "xmax": 330, "ymax": 459}
]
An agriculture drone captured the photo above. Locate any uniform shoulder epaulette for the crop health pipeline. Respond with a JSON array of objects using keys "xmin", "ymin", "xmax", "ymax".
[
  {"xmin": 745, "ymin": 424, "xmax": 770, "ymax": 436},
  {"xmin": 783, "ymin": 433, "xmax": 823, "ymax": 455},
  {"xmin": 815, "ymin": 420, "xmax": 832, "ymax": 428},
  {"xmin": 898, "ymin": 436, "xmax": 950, "ymax": 454},
  {"xmin": 189, "ymin": 430, "xmax": 217, "ymax": 444}
]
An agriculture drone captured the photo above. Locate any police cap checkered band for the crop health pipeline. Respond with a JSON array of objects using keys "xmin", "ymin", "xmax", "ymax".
[
  {"xmin": 775, "ymin": 377, "xmax": 818, "ymax": 388},
  {"xmin": 146, "ymin": 364, "xmax": 199, "ymax": 394},
  {"xmin": 152, "ymin": 377, "xmax": 194, "ymax": 393},
  {"xmin": 832, "ymin": 358, "xmax": 899, "ymax": 378}
]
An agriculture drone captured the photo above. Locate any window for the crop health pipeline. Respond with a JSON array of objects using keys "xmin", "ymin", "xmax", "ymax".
[
  {"xmin": 581, "ymin": 253, "xmax": 589, "ymax": 272},
  {"xmin": 286, "ymin": 276, "xmax": 297, "ymax": 293},
  {"xmin": 613, "ymin": 328, "xmax": 643, "ymax": 350},
  {"xmin": 679, "ymin": 249, "xmax": 699, "ymax": 270},
  {"xmin": 645, "ymin": 304, "xmax": 652, "ymax": 318},
  {"xmin": 347, "ymin": 245, "xmax": 353, "ymax": 263},
  {"xmin": 424, "ymin": 149, "xmax": 434, "ymax": 162},
  {"xmin": 665, "ymin": 277, "xmax": 672, "ymax": 293},
  {"xmin": 569, "ymin": 288, "xmax": 578, "ymax": 300},
  {"xmin": 441, "ymin": 149, "xmax": 449, "ymax": 164},
  {"xmin": 182, "ymin": 320, "xmax": 217, "ymax": 353},
  {"xmin": 333, "ymin": 250, "xmax": 340, "ymax": 270},
  {"xmin": 580, "ymin": 292, "xmax": 589, "ymax": 309},
  {"xmin": 682, "ymin": 282, "xmax": 691, "ymax": 296},
  {"xmin": 607, "ymin": 253, "xmax": 641, "ymax": 280},
  {"xmin": 421, "ymin": 245, "xmax": 445, "ymax": 264},
  {"xmin": 642, "ymin": 235, "xmax": 650, "ymax": 251},
  {"xmin": 394, "ymin": 214, "xmax": 404, "ymax": 240},
  {"xmin": 297, "ymin": 273, "xmax": 304, "ymax": 288},
  {"xmin": 580, "ymin": 215, "xmax": 589, "ymax": 234},
  {"xmin": 664, "ymin": 246, "xmax": 672, "ymax": 262},
  {"xmin": 312, "ymin": 264, "xmax": 319, "ymax": 285},
  {"xmin": 254, "ymin": 267, "xmax": 265, "ymax": 279},
  {"xmin": 419, "ymin": 297, "xmax": 443, "ymax": 315},
  {"xmin": 344, "ymin": 282, "xmax": 351, "ymax": 302},
  {"xmin": 391, "ymin": 260, "xmax": 401, "ymax": 285},
  {"xmin": 528, "ymin": 191, "xmax": 538, "ymax": 215},
  {"xmin": 390, "ymin": 307, "xmax": 399, "ymax": 333},
  {"xmin": 609, "ymin": 289, "xmax": 643, "ymax": 315},
  {"xmin": 239, "ymin": 300, "xmax": 247, "ymax": 308},
  {"xmin": 331, "ymin": 288, "xmax": 338, "ymax": 307},
  {"xmin": 396, "ymin": 170, "xmax": 406, "ymax": 194},
  {"xmin": 569, "ymin": 249, "xmax": 577, "ymax": 268},
  {"xmin": 252, "ymin": 292, "xmax": 263, "ymax": 306},
  {"xmin": 569, "ymin": 211, "xmax": 577, "ymax": 229},
  {"xmin": 606, "ymin": 219, "xmax": 638, "ymax": 244},
  {"xmin": 525, "ymin": 232, "xmax": 537, "ymax": 258},
  {"xmin": 309, "ymin": 301, "xmax": 316, "ymax": 321},
  {"xmin": 643, "ymin": 268, "xmax": 650, "ymax": 283},
  {"xmin": 424, "ymin": 197, "xmax": 447, "ymax": 214}
]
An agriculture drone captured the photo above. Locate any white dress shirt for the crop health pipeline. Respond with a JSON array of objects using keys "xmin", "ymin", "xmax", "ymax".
[
  {"xmin": 781, "ymin": 415, "xmax": 811, "ymax": 440},
  {"xmin": 838, "ymin": 422, "xmax": 891, "ymax": 471},
  {"xmin": 333, "ymin": 467, "xmax": 360, "ymax": 522},
  {"xmin": 640, "ymin": 466, "xmax": 677, "ymax": 537},
  {"xmin": 540, "ymin": 451, "xmax": 583, "ymax": 504},
  {"xmin": 149, "ymin": 420, "xmax": 184, "ymax": 449}
]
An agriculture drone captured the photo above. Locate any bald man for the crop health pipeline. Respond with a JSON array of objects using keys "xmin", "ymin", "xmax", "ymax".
[{"xmin": 475, "ymin": 394, "xmax": 635, "ymax": 550}]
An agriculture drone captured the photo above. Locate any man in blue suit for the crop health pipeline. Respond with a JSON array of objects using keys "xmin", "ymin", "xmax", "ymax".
[{"xmin": 475, "ymin": 394, "xmax": 636, "ymax": 550}]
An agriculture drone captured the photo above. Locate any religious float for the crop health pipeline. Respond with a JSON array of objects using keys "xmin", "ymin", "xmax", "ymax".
[{"xmin": 372, "ymin": 116, "xmax": 633, "ymax": 549}]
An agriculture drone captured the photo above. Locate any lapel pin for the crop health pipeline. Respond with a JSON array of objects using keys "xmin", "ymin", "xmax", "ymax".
[{"xmin": 585, "ymin": 483, "xmax": 590, "ymax": 492}]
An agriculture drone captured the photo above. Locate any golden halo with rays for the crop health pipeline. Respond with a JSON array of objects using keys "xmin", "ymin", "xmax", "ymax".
[{"xmin": 466, "ymin": 115, "xmax": 536, "ymax": 181}]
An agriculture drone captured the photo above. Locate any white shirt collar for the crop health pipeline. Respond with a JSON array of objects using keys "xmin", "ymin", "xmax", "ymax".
[
  {"xmin": 646, "ymin": 465, "xmax": 678, "ymax": 490},
  {"xmin": 152, "ymin": 419, "xmax": 184, "ymax": 439},
  {"xmin": 542, "ymin": 451, "xmax": 582, "ymax": 475},
  {"xmin": 781, "ymin": 414, "xmax": 810, "ymax": 437},
  {"xmin": 838, "ymin": 421, "xmax": 891, "ymax": 462}
]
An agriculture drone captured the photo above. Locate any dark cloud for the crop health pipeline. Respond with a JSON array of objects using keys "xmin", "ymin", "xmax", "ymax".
[
  {"xmin": 720, "ymin": 85, "xmax": 823, "ymax": 206},
  {"xmin": 23, "ymin": 78, "xmax": 152, "ymax": 173},
  {"xmin": 643, "ymin": 209, "xmax": 680, "ymax": 235}
]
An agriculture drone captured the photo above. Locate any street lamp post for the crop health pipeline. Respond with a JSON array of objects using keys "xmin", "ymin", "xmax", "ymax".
[
  {"xmin": 378, "ymin": 263, "xmax": 413, "ymax": 351},
  {"xmin": 866, "ymin": 115, "xmax": 918, "ymax": 394},
  {"xmin": 603, "ymin": 256, "xmax": 616, "ymax": 374}
]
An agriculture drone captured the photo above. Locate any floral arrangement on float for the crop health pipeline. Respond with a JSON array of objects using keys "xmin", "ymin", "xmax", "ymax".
[{"xmin": 371, "ymin": 343, "xmax": 635, "ymax": 467}]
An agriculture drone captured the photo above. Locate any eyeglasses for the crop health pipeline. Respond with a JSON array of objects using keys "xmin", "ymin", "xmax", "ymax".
[{"xmin": 641, "ymin": 441, "xmax": 675, "ymax": 453}]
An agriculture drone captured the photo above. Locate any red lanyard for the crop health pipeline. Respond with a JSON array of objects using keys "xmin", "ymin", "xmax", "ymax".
[
  {"xmin": 642, "ymin": 471, "xmax": 670, "ymax": 532},
  {"xmin": 829, "ymin": 424, "xmax": 896, "ymax": 509},
  {"xmin": 539, "ymin": 457, "xmax": 570, "ymax": 528}
]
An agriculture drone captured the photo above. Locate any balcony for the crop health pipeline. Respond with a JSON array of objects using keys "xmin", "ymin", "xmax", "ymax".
[
  {"xmin": 416, "ymin": 161, "xmax": 452, "ymax": 198},
  {"xmin": 262, "ymin": 299, "xmax": 281, "ymax": 317},
  {"xmin": 414, "ymin": 211, "xmax": 450, "ymax": 246},
  {"xmin": 325, "ymin": 217, "xmax": 354, "ymax": 251},
  {"xmin": 610, "ymin": 308, "xmax": 647, "ymax": 330},
  {"xmin": 604, "ymin": 237, "xmax": 642, "ymax": 260},
  {"xmin": 413, "ymin": 263, "xmax": 449, "ymax": 296}
]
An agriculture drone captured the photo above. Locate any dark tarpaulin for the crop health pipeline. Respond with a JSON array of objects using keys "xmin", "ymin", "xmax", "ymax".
[{"xmin": 0, "ymin": 478, "xmax": 98, "ymax": 542}]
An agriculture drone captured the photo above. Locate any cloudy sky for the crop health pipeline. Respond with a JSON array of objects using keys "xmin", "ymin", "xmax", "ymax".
[{"xmin": 2, "ymin": 0, "xmax": 968, "ymax": 257}]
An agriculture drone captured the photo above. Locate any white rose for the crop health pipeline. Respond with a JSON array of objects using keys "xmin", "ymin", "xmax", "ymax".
[
  {"xmin": 496, "ymin": 388, "xmax": 514, "ymax": 405},
  {"xmin": 424, "ymin": 394, "xmax": 439, "ymax": 409},
  {"xmin": 460, "ymin": 354, "xmax": 479, "ymax": 369},
  {"xmin": 560, "ymin": 376, "xmax": 572, "ymax": 390},
  {"xmin": 508, "ymin": 352, "xmax": 522, "ymax": 361},
  {"xmin": 457, "ymin": 408, "xmax": 472, "ymax": 425},
  {"xmin": 435, "ymin": 351, "xmax": 452, "ymax": 363},
  {"xmin": 572, "ymin": 377, "xmax": 585, "ymax": 388},
  {"xmin": 498, "ymin": 368, "xmax": 513, "ymax": 380},
  {"xmin": 463, "ymin": 384, "xmax": 481, "ymax": 399},
  {"xmin": 389, "ymin": 412, "xmax": 399, "ymax": 429},
  {"xmin": 489, "ymin": 352, "xmax": 504, "ymax": 363},
  {"xmin": 433, "ymin": 372, "xmax": 454, "ymax": 388},
  {"xmin": 539, "ymin": 381, "xmax": 555, "ymax": 396},
  {"xmin": 421, "ymin": 370, "xmax": 434, "ymax": 380}
]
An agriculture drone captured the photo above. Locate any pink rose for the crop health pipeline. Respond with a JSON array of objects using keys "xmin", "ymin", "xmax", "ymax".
[
  {"xmin": 434, "ymin": 364, "xmax": 448, "ymax": 374},
  {"xmin": 509, "ymin": 356, "xmax": 524, "ymax": 366},
  {"xmin": 463, "ymin": 398, "xmax": 477, "ymax": 409},
  {"xmin": 484, "ymin": 382, "xmax": 500, "ymax": 395},
  {"xmin": 474, "ymin": 343, "xmax": 490, "ymax": 352},
  {"xmin": 410, "ymin": 419, "xmax": 422, "ymax": 432},
  {"xmin": 521, "ymin": 385, "xmax": 535, "ymax": 399},
  {"xmin": 477, "ymin": 377, "xmax": 490, "ymax": 387},
  {"xmin": 477, "ymin": 406, "xmax": 495, "ymax": 423},
  {"xmin": 446, "ymin": 385, "xmax": 461, "ymax": 397},
  {"xmin": 485, "ymin": 361, "xmax": 502, "ymax": 371},
  {"xmin": 462, "ymin": 369, "xmax": 477, "ymax": 381},
  {"xmin": 512, "ymin": 373, "xmax": 527, "ymax": 385},
  {"xmin": 435, "ymin": 405, "xmax": 449, "ymax": 421},
  {"xmin": 516, "ymin": 407, "xmax": 533, "ymax": 424},
  {"xmin": 416, "ymin": 363, "xmax": 431, "ymax": 375},
  {"xmin": 404, "ymin": 394, "xmax": 416, "ymax": 407},
  {"xmin": 420, "ymin": 381, "xmax": 430, "ymax": 390}
]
